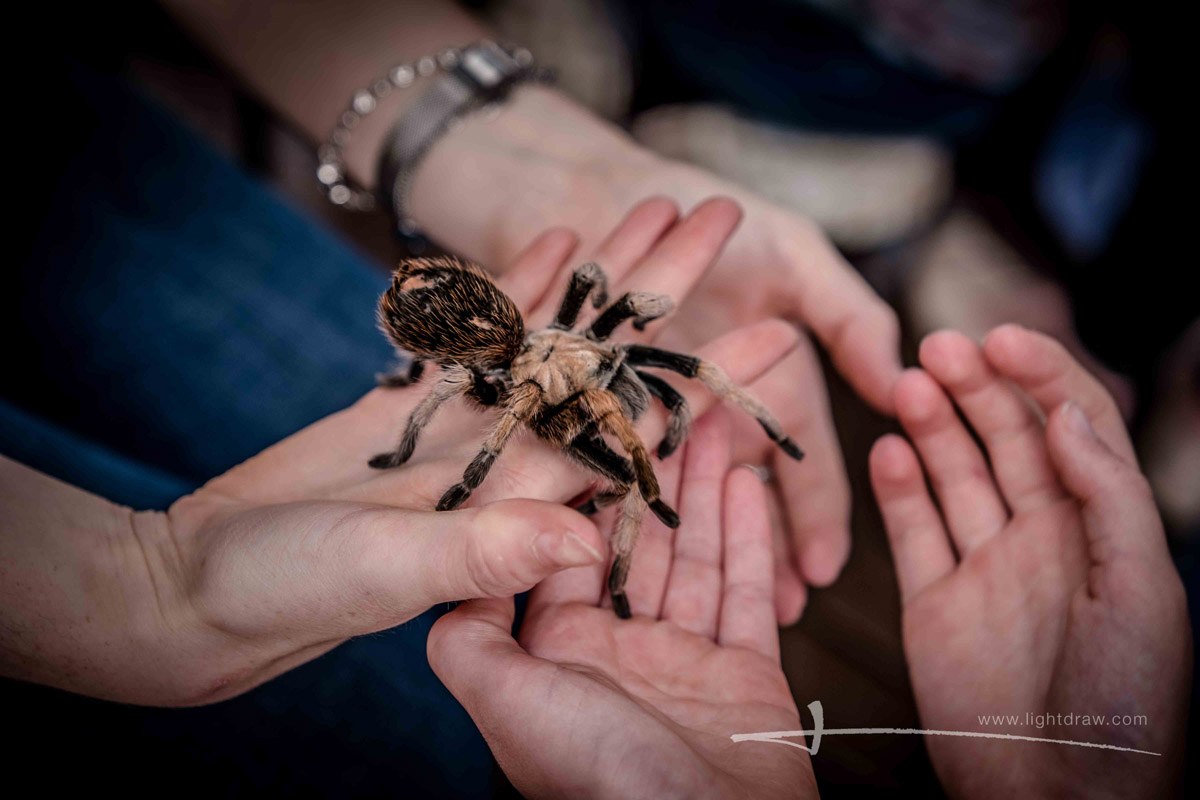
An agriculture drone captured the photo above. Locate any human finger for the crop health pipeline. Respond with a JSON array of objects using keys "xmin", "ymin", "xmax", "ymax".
[
  {"xmin": 919, "ymin": 330, "xmax": 1067, "ymax": 513},
  {"xmin": 746, "ymin": 336, "xmax": 851, "ymax": 588},
  {"xmin": 767, "ymin": 488, "xmax": 808, "ymax": 624},
  {"xmin": 718, "ymin": 466, "xmax": 780, "ymax": 661},
  {"xmin": 526, "ymin": 197, "xmax": 680, "ymax": 327},
  {"xmin": 868, "ymin": 434, "xmax": 957, "ymax": 603},
  {"xmin": 374, "ymin": 498, "xmax": 606, "ymax": 608},
  {"xmin": 983, "ymin": 324, "xmax": 1136, "ymax": 465},
  {"xmin": 497, "ymin": 227, "xmax": 581, "ymax": 312},
  {"xmin": 606, "ymin": 197, "xmax": 743, "ymax": 344},
  {"xmin": 893, "ymin": 368, "xmax": 1008, "ymax": 553},
  {"xmin": 661, "ymin": 409, "xmax": 733, "ymax": 637},
  {"xmin": 776, "ymin": 221, "xmax": 904, "ymax": 413},
  {"xmin": 1045, "ymin": 402, "xmax": 1169, "ymax": 570}
]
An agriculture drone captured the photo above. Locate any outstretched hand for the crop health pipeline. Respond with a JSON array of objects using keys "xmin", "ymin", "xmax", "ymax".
[
  {"xmin": 462, "ymin": 154, "xmax": 905, "ymax": 622},
  {"xmin": 428, "ymin": 411, "xmax": 817, "ymax": 800},
  {"xmin": 869, "ymin": 325, "xmax": 1191, "ymax": 799},
  {"xmin": 652, "ymin": 184, "xmax": 903, "ymax": 621}
]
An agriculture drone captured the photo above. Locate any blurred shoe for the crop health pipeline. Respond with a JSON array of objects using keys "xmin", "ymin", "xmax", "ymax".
[{"xmin": 632, "ymin": 103, "xmax": 953, "ymax": 251}]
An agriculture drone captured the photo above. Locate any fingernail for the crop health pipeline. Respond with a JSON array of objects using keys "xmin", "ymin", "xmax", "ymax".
[
  {"xmin": 535, "ymin": 531, "xmax": 603, "ymax": 567},
  {"xmin": 801, "ymin": 538, "xmax": 844, "ymax": 587},
  {"xmin": 1063, "ymin": 401, "xmax": 1096, "ymax": 439}
]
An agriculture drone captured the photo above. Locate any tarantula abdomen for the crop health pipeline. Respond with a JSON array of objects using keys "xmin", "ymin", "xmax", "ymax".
[{"xmin": 378, "ymin": 255, "xmax": 525, "ymax": 368}]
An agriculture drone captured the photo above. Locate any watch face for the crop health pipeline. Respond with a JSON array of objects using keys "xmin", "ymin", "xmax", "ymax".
[{"xmin": 458, "ymin": 42, "xmax": 518, "ymax": 91}]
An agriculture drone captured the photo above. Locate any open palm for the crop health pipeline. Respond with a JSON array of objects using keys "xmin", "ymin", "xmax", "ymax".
[
  {"xmin": 869, "ymin": 327, "xmax": 1190, "ymax": 799},
  {"xmin": 542, "ymin": 168, "xmax": 905, "ymax": 621},
  {"xmin": 429, "ymin": 412, "xmax": 817, "ymax": 799}
]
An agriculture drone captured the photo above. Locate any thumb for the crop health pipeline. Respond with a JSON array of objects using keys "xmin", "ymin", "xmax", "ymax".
[
  {"xmin": 427, "ymin": 596, "xmax": 562, "ymax": 797},
  {"xmin": 426, "ymin": 596, "xmax": 529, "ymax": 707},
  {"xmin": 1045, "ymin": 401, "xmax": 1166, "ymax": 566},
  {"xmin": 408, "ymin": 498, "xmax": 606, "ymax": 605}
]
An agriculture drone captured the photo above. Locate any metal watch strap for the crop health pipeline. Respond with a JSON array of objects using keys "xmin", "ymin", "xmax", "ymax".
[{"xmin": 377, "ymin": 41, "xmax": 550, "ymax": 235}]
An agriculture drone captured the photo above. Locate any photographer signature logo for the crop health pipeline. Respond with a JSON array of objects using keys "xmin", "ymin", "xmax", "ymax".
[{"xmin": 731, "ymin": 701, "xmax": 1161, "ymax": 757}]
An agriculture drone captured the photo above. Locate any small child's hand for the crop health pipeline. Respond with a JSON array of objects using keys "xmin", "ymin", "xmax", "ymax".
[{"xmin": 870, "ymin": 325, "xmax": 1190, "ymax": 800}]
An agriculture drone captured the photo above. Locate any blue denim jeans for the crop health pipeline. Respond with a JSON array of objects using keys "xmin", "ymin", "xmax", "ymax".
[{"xmin": 3, "ymin": 63, "xmax": 495, "ymax": 797}]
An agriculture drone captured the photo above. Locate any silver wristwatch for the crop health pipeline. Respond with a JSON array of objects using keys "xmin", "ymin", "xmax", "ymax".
[
  {"xmin": 316, "ymin": 40, "xmax": 551, "ymax": 243},
  {"xmin": 377, "ymin": 41, "xmax": 550, "ymax": 237}
]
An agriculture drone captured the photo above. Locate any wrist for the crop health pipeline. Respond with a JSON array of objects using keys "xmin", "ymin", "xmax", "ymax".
[
  {"xmin": 128, "ymin": 506, "xmax": 297, "ymax": 707},
  {"xmin": 0, "ymin": 497, "xmax": 202, "ymax": 705},
  {"xmin": 410, "ymin": 84, "xmax": 664, "ymax": 268},
  {"xmin": 119, "ymin": 509, "xmax": 214, "ymax": 702}
]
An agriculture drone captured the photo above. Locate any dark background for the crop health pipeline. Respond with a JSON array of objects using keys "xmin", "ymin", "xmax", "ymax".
[{"xmin": 4, "ymin": 1, "xmax": 1194, "ymax": 797}]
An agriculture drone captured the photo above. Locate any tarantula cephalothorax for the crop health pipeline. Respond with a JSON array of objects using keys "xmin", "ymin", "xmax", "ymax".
[{"xmin": 369, "ymin": 255, "xmax": 803, "ymax": 618}]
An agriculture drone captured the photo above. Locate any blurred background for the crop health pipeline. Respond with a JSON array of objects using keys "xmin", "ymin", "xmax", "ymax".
[{"xmin": 6, "ymin": 0, "xmax": 1196, "ymax": 796}]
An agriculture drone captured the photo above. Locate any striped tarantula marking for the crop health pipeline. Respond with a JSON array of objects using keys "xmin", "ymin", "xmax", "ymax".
[{"xmin": 370, "ymin": 255, "xmax": 803, "ymax": 618}]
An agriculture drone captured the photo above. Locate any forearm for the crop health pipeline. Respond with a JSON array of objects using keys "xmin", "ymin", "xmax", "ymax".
[
  {"xmin": 0, "ymin": 456, "xmax": 191, "ymax": 703},
  {"xmin": 160, "ymin": 0, "xmax": 667, "ymax": 269},
  {"xmin": 160, "ymin": 0, "xmax": 491, "ymax": 187}
]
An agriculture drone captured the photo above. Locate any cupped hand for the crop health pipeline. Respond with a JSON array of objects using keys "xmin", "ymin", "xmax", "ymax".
[
  {"xmin": 149, "ymin": 197, "xmax": 802, "ymax": 705},
  {"xmin": 428, "ymin": 411, "xmax": 817, "ymax": 800},
  {"xmin": 651, "ymin": 182, "xmax": 904, "ymax": 621},
  {"xmin": 868, "ymin": 325, "xmax": 1191, "ymax": 799},
  {"xmin": 478, "ymin": 155, "xmax": 904, "ymax": 622}
]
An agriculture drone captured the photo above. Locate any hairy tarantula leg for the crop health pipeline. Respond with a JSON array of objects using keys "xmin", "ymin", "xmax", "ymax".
[
  {"xmin": 621, "ymin": 344, "xmax": 701, "ymax": 375},
  {"xmin": 552, "ymin": 261, "xmax": 609, "ymax": 330},
  {"xmin": 583, "ymin": 389, "xmax": 680, "ymax": 529},
  {"xmin": 575, "ymin": 485, "xmax": 630, "ymax": 516},
  {"xmin": 696, "ymin": 361, "xmax": 804, "ymax": 461},
  {"xmin": 635, "ymin": 370, "xmax": 692, "ymax": 459},
  {"xmin": 436, "ymin": 381, "xmax": 543, "ymax": 511},
  {"xmin": 466, "ymin": 370, "xmax": 503, "ymax": 407},
  {"xmin": 568, "ymin": 433, "xmax": 636, "ymax": 485},
  {"xmin": 375, "ymin": 357, "xmax": 425, "ymax": 388},
  {"xmin": 369, "ymin": 365, "xmax": 471, "ymax": 469},
  {"xmin": 567, "ymin": 434, "xmax": 634, "ymax": 515},
  {"xmin": 624, "ymin": 345, "xmax": 805, "ymax": 461},
  {"xmin": 607, "ymin": 486, "xmax": 648, "ymax": 619},
  {"xmin": 608, "ymin": 365, "xmax": 652, "ymax": 421},
  {"xmin": 587, "ymin": 292, "xmax": 674, "ymax": 341}
]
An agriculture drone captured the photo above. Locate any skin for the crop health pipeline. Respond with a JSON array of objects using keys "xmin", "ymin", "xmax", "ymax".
[
  {"xmin": 870, "ymin": 325, "xmax": 1192, "ymax": 799},
  {"xmin": 428, "ymin": 411, "xmax": 818, "ymax": 800},
  {"xmin": 165, "ymin": 0, "xmax": 907, "ymax": 623},
  {"xmin": 0, "ymin": 198, "xmax": 803, "ymax": 706},
  {"xmin": 416, "ymin": 89, "xmax": 902, "ymax": 624}
]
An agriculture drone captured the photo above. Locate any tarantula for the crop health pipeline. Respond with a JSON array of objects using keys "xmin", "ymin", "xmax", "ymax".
[{"xmin": 369, "ymin": 255, "xmax": 803, "ymax": 618}]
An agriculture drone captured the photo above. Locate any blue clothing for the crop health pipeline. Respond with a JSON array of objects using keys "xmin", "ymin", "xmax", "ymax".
[{"xmin": 3, "ymin": 62, "xmax": 495, "ymax": 797}]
